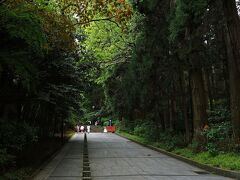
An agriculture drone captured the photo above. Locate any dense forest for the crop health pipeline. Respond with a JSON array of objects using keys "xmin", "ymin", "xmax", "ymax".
[{"xmin": 0, "ymin": 0, "xmax": 240, "ymax": 178}]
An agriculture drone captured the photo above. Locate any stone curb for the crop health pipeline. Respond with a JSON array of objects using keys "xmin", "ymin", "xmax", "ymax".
[{"xmin": 116, "ymin": 133, "xmax": 240, "ymax": 180}]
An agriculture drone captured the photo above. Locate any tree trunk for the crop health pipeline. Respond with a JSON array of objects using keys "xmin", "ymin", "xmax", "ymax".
[
  {"xmin": 163, "ymin": 108, "xmax": 168, "ymax": 130},
  {"xmin": 169, "ymin": 91, "xmax": 177, "ymax": 131},
  {"xmin": 160, "ymin": 112, "xmax": 165, "ymax": 131},
  {"xmin": 179, "ymin": 70, "xmax": 191, "ymax": 142},
  {"xmin": 224, "ymin": 27, "xmax": 240, "ymax": 138},
  {"xmin": 190, "ymin": 58, "xmax": 208, "ymax": 140},
  {"xmin": 169, "ymin": 99, "xmax": 173, "ymax": 131},
  {"xmin": 223, "ymin": 0, "xmax": 240, "ymax": 138},
  {"xmin": 203, "ymin": 68, "xmax": 213, "ymax": 111},
  {"xmin": 185, "ymin": 20, "xmax": 208, "ymax": 141},
  {"xmin": 222, "ymin": 56, "xmax": 230, "ymax": 109}
]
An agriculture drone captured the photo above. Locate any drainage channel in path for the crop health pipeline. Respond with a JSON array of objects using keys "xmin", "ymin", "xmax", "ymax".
[{"xmin": 82, "ymin": 133, "xmax": 91, "ymax": 180}]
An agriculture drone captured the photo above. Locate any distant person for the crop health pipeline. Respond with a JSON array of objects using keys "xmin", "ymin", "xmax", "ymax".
[
  {"xmin": 87, "ymin": 125, "xmax": 91, "ymax": 133},
  {"xmin": 76, "ymin": 125, "xmax": 80, "ymax": 133},
  {"xmin": 108, "ymin": 119, "xmax": 112, "ymax": 126},
  {"xmin": 103, "ymin": 127, "xmax": 107, "ymax": 133},
  {"xmin": 80, "ymin": 125, "xmax": 84, "ymax": 133}
]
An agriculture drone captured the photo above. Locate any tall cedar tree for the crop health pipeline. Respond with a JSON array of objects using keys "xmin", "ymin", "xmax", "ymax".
[{"xmin": 223, "ymin": 0, "xmax": 240, "ymax": 139}]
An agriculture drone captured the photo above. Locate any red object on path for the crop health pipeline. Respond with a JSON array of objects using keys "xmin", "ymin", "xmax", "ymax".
[{"xmin": 106, "ymin": 126, "xmax": 116, "ymax": 133}]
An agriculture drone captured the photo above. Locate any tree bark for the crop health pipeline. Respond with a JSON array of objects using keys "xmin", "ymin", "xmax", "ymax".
[
  {"xmin": 203, "ymin": 68, "xmax": 213, "ymax": 111},
  {"xmin": 223, "ymin": 0, "xmax": 240, "ymax": 138},
  {"xmin": 179, "ymin": 70, "xmax": 191, "ymax": 142},
  {"xmin": 186, "ymin": 24, "xmax": 208, "ymax": 141},
  {"xmin": 163, "ymin": 108, "xmax": 169, "ymax": 130},
  {"xmin": 190, "ymin": 67, "xmax": 208, "ymax": 139}
]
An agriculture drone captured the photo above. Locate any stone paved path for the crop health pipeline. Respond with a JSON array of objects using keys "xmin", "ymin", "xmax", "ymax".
[
  {"xmin": 88, "ymin": 133, "xmax": 232, "ymax": 180},
  {"xmin": 34, "ymin": 134, "xmax": 84, "ymax": 180},
  {"xmin": 34, "ymin": 133, "xmax": 233, "ymax": 180}
]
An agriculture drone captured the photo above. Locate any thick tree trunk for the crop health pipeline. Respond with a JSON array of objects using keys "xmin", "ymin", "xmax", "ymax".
[
  {"xmin": 160, "ymin": 112, "xmax": 165, "ymax": 131},
  {"xmin": 185, "ymin": 20, "xmax": 208, "ymax": 141},
  {"xmin": 179, "ymin": 70, "xmax": 191, "ymax": 142},
  {"xmin": 203, "ymin": 68, "xmax": 213, "ymax": 111},
  {"xmin": 190, "ymin": 64, "xmax": 208, "ymax": 140},
  {"xmin": 223, "ymin": 0, "xmax": 240, "ymax": 138},
  {"xmin": 169, "ymin": 96, "xmax": 177, "ymax": 131},
  {"xmin": 224, "ymin": 28, "xmax": 240, "ymax": 138},
  {"xmin": 173, "ymin": 99, "xmax": 177, "ymax": 130},
  {"xmin": 154, "ymin": 107, "xmax": 161, "ymax": 141},
  {"xmin": 222, "ymin": 57, "xmax": 230, "ymax": 109},
  {"xmin": 169, "ymin": 99, "xmax": 173, "ymax": 131},
  {"xmin": 170, "ymin": 102, "xmax": 176, "ymax": 131},
  {"xmin": 163, "ymin": 108, "xmax": 169, "ymax": 130}
]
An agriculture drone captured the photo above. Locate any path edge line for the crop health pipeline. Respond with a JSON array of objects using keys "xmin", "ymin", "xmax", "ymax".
[{"xmin": 116, "ymin": 132, "xmax": 240, "ymax": 180}]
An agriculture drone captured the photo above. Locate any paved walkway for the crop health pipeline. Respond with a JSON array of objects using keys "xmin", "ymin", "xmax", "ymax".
[
  {"xmin": 88, "ymin": 133, "xmax": 232, "ymax": 180},
  {"xmin": 34, "ymin": 133, "xmax": 233, "ymax": 180},
  {"xmin": 34, "ymin": 134, "xmax": 84, "ymax": 180}
]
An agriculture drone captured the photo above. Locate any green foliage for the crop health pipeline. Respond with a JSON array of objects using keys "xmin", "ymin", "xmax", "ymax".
[
  {"xmin": 208, "ymin": 109, "xmax": 230, "ymax": 123},
  {"xmin": 203, "ymin": 122, "xmax": 235, "ymax": 153},
  {"xmin": 79, "ymin": 12, "xmax": 141, "ymax": 119},
  {"xmin": 0, "ymin": 121, "xmax": 37, "ymax": 175},
  {"xmin": 129, "ymin": 0, "xmax": 159, "ymax": 13},
  {"xmin": 133, "ymin": 124, "xmax": 146, "ymax": 137},
  {"xmin": 169, "ymin": 0, "xmax": 188, "ymax": 41},
  {"xmin": 0, "ymin": 0, "xmax": 237, "ymax": 175},
  {"xmin": 0, "ymin": 53, "xmax": 38, "ymax": 91},
  {"xmin": 204, "ymin": 122, "xmax": 232, "ymax": 142},
  {"xmin": 157, "ymin": 131, "xmax": 187, "ymax": 151},
  {"xmin": 83, "ymin": 13, "xmax": 134, "ymax": 85},
  {"xmin": 133, "ymin": 121, "xmax": 156, "ymax": 141},
  {"xmin": 67, "ymin": 112, "xmax": 80, "ymax": 128},
  {"xmin": 118, "ymin": 131, "xmax": 148, "ymax": 144},
  {"xmin": 0, "ymin": 0, "xmax": 83, "ymax": 174},
  {"xmin": 169, "ymin": 0, "xmax": 208, "ymax": 41},
  {"xmin": 173, "ymin": 148, "xmax": 195, "ymax": 157},
  {"xmin": 84, "ymin": 16, "xmax": 126, "ymax": 62},
  {"xmin": 0, "ymin": 4, "xmax": 47, "ymax": 53},
  {"xmin": 82, "ymin": 112, "xmax": 96, "ymax": 122},
  {"xmin": 100, "ymin": 117, "xmax": 109, "ymax": 126},
  {"xmin": 174, "ymin": 148, "xmax": 240, "ymax": 170},
  {"xmin": 0, "ymin": 3, "xmax": 46, "ymax": 91},
  {"xmin": 0, "ymin": 121, "xmax": 38, "ymax": 152},
  {"xmin": 208, "ymin": 106, "xmax": 231, "ymax": 124}
]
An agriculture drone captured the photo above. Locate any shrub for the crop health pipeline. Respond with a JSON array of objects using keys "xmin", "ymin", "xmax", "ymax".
[
  {"xmin": 0, "ymin": 121, "xmax": 38, "ymax": 153},
  {"xmin": 133, "ymin": 124, "xmax": 146, "ymax": 137},
  {"xmin": 0, "ymin": 120, "xmax": 38, "ymax": 173},
  {"xmin": 159, "ymin": 131, "xmax": 187, "ymax": 151},
  {"xmin": 133, "ymin": 121, "xmax": 157, "ymax": 141},
  {"xmin": 203, "ymin": 121, "xmax": 234, "ymax": 153},
  {"xmin": 208, "ymin": 106, "xmax": 230, "ymax": 124}
]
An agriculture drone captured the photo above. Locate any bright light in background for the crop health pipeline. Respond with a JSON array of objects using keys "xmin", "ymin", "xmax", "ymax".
[
  {"xmin": 73, "ymin": 14, "xmax": 80, "ymax": 21},
  {"xmin": 75, "ymin": 38, "xmax": 79, "ymax": 44}
]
